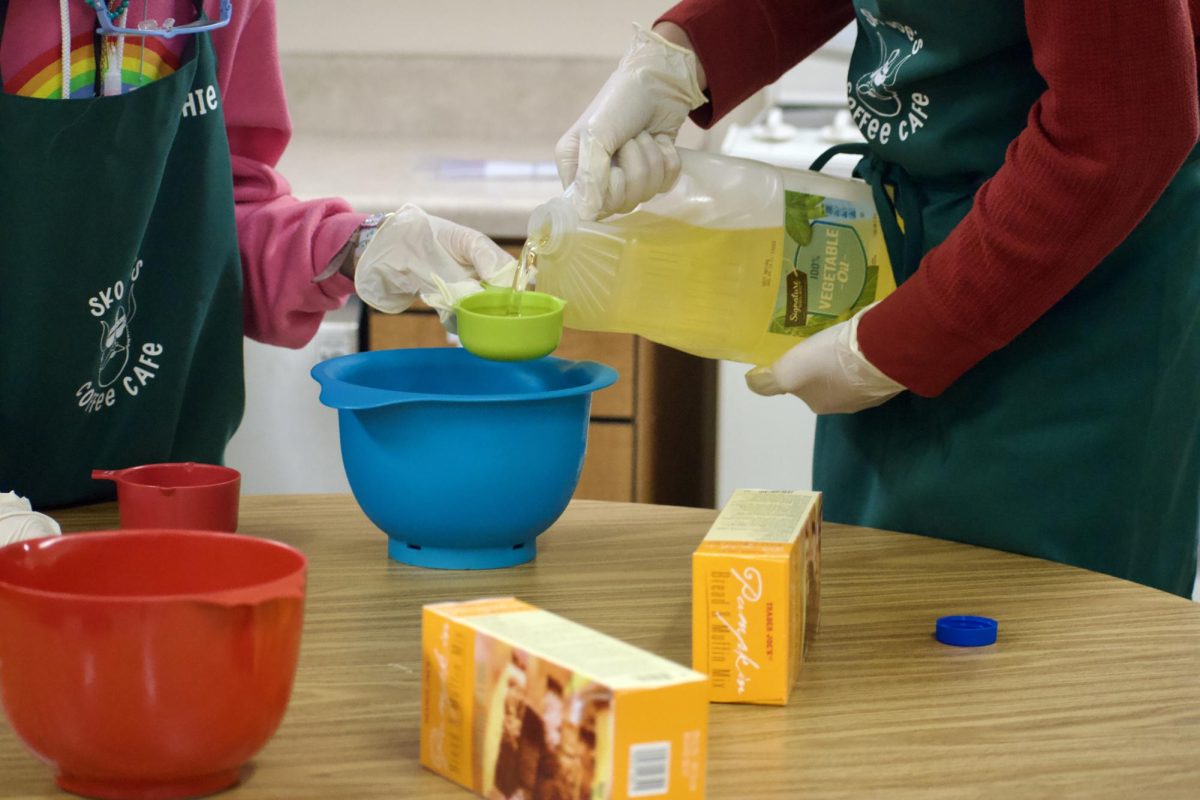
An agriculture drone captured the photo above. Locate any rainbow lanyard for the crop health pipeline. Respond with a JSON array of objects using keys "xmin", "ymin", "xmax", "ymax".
[
  {"xmin": 85, "ymin": 1, "xmax": 230, "ymax": 96},
  {"xmin": 94, "ymin": 1, "xmax": 131, "ymax": 96}
]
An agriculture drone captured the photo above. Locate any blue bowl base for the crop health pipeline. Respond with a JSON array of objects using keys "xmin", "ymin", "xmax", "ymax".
[{"xmin": 387, "ymin": 536, "xmax": 537, "ymax": 570}]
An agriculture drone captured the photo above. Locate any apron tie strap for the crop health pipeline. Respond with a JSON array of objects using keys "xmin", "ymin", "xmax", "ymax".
[
  {"xmin": 809, "ymin": 142, "xmax": 869, "ymax": 174},
  {"xmin": 811, "ymin": 143, "xmax": 928, "ymax": 280}
]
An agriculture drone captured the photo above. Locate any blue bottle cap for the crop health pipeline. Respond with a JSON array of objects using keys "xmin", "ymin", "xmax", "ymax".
[{"xmin": 936, "ymin": 615, "xmax": 998, "ymax": 647}]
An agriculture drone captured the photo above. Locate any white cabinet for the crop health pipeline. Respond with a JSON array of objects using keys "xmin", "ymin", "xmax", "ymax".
[
  {"xmin": 717, "ymin": 102, "xmax": 856, "ymax": 507},
  {"xmin": 715, "ymin": 363, "xmax": 817, "ymax": 507},
  {"xmin": 224, "ymin": 299, "xmax": 361, "ymax": 495}
]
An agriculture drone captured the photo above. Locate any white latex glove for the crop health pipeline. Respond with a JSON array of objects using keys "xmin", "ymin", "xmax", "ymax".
[
  {"xmin": 745, "ymin": 306, "xmax": 906, "ymax": 414},
  {"xmin": 354, "ymin": 204, "xmax": 516, "ymax": 315},
  {"xmin": 555, "ymin": 24, "xmax": 706, "ymax": 220},
  {"xmin": 418, "ymin": 261, "xmax": 536, "ymax": 335},
  {"xmin": 0, "ymin": 492, "xmax": 62, "ymax": 547}
]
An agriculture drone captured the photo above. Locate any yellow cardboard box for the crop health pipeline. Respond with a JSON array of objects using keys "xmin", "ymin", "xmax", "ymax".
[
  {"xmin": 692, "ymin": 489, "xmax": 822, "ymax": 705},
  {"xmin": 422, "ymin": 598, "xmax": 709, "ymax": 800}
]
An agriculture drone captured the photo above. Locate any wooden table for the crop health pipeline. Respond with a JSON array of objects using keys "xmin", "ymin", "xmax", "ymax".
[{"xmin": 3, "ymin": 496, "xmax": 1199, "ymax": 799}]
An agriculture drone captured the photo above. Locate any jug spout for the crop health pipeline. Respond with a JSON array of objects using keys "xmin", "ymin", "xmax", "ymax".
[{"xmin": 527, "ymin": 195, "xmax": 577, "ymax": 256}]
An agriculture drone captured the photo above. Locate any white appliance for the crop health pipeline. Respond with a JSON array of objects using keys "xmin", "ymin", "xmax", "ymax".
[
  {"xmin": 223, "ymin": 299, "xmax": 361, "ymax": 494},
  {"xmin": 714, "ymin": 35, "xmax": 861, "ymax": 506},
  {"xmin": 710, "ymin": 97, "xmax": 864, "ymax": 503}
]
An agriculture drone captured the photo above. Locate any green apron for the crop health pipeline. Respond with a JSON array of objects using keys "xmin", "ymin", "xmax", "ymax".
[
  {"xmin": 0, "ymin": 1, "xmax": 244, "ymax": 508},
  {"xmin": 812, "ymin": 1, "xmax": 1200, "ymax": 596}
]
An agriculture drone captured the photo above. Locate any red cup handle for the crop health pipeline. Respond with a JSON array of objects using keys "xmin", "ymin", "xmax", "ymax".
[{"xmin": 91, "ymin": 469, "xmax": 119, "ymax": 482}]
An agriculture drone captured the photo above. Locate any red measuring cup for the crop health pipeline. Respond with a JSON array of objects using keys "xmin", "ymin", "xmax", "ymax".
[{"xmin": 92, "ymin": 462, "xmax": 241, "ymax": 532}]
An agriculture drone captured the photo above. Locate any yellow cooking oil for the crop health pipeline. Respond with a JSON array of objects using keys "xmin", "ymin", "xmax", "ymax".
[
  {"xmin": 534, "ymin": 214, "xmax": 798, "ymax": 364},
  {"xmin": 498, "ymin": 236, "xmax": 540, "ymax": 318},
  {"xmin": 528, "ymin": 151, "xmax": 896, "ymax": 365}
]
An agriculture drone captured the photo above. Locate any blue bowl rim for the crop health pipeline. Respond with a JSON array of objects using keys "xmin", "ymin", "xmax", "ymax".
[{"xmin": 310, "ymin": 348, "xmax": 618, "ymax": 410}]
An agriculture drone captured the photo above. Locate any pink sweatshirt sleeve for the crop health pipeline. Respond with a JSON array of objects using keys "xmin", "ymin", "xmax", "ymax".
[{"xmin": 212, "ymin": 0, "xmax": 364, "ymax": 348}]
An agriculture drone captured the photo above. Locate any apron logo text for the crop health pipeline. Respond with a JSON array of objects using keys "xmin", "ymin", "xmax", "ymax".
[
  {"xmin": 76, "ymin": 259, "xmax": 168, "ymax": 416},
  {"xmin": 848, "ymin": 90, "xmax": 930, "ymax": 145},
  {"xmin": 181, "ymin": 85, "xmax": 219, "ymax": 118},
  {"xmin": 76, "ymin": 342, "xmax": 165, "ymax": 412},
  {"xmin": 851, "ymin": 10, "xmax": 933, "ymax": 145}
]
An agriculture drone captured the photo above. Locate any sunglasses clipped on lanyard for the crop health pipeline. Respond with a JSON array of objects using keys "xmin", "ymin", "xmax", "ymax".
[{"xmin": 86, "ymin": 0, "xmax": 233, "ymax": 39}]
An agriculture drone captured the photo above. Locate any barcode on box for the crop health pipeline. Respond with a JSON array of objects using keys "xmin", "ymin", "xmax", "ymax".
[{"xmin": 628, "ymin": 741, "xmax": 671, "ymax": 797}]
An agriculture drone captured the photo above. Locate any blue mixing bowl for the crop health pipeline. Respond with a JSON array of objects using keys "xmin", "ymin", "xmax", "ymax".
[{"xmin": 311, "ymin": 348, "xmax": 617, "ymax": 569}]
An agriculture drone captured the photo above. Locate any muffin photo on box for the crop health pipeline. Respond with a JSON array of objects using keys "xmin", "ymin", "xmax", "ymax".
[
  {"xmin": 475, "ymin": 638, "xmax": 614, "ymax": 800},
  {"xmin": 422, "ymin": 598, "xmax": 708, "ymax": 800}
]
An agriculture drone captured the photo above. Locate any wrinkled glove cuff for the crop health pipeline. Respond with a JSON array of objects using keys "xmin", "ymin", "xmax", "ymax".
[
  {"xmin": 844, "ymin": 305, "xmax": 906, "ymax": 395},
  {"xmin": 630, "ymin": 24, "xmax": 707, "ymax": 111}
]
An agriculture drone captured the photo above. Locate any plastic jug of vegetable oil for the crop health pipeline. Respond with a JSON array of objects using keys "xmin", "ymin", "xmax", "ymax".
[{"xmin": 527, "ymin": 148, "xmax": 895, "ymax": 366}]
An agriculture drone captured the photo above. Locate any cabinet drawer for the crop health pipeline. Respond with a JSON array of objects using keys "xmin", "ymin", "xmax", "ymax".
[
  {"xmin": 555, "ymin": 329, "xmax": 634, "ymax": 418},
  {"xmin": 368, "ymin": 310, "xmax": 455, "ymax": 350},
  {"xmin": 367, "ymin": 311, "xmax": 634, "ymax": 419},
  {"xmin": 576, "ymin": 421, "xmax": 634, "ymax": 502}
]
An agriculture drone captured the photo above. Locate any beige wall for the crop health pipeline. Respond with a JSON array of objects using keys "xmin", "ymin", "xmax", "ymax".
[{"xmin": 276, "ymin": 0, "xmax": 673, "ymax": 57}]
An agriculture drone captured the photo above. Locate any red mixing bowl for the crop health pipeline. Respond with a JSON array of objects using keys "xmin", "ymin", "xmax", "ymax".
[
  {"xmin": 92, "ymin": 463, "xmax": 241, "ymax": 532},
  {"xmin": 0, "ymin": 530, "xmax": 307, "ymax": 799}
]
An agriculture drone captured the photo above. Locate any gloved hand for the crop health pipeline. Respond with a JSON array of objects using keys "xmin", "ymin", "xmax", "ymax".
[
  {"xmin": 354, "ymin": 205, "xmax": 517, "ymax": 316},
  {"xmin": 555, "ymin": 24, "xmax": 707, "ymax": 220},
  {"xmin": 745, "ymin": 306, "xmax": 906, "ymax": 414},
  {"xmin": 0, "ymin": 492, "xmax": 62, "ymax": 547}
]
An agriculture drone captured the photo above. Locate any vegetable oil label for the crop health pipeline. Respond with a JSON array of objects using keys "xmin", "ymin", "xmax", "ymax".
[{"xmin": 769, "ymin": 189, "xmax": 895, "ymax": 340}]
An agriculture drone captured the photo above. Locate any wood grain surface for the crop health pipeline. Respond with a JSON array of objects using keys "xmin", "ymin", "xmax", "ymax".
[{"xmin": 2, "ymin": 496, "xmax": 1198, "ymax": 799}]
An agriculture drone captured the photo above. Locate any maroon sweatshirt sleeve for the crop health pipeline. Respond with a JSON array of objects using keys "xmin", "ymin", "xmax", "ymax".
[
  {"xmin": 857, "ymin": 0, "xmax": 1200, "ymax": 396},
  {"xmin": 657, "ymin": 0, "xmax": 855, "ymax": 127}
]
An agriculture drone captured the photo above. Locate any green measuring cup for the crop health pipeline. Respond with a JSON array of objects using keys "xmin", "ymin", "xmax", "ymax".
[{"xmin": 455, "ymin": 288, "xmax": 566, "ymax": 361}]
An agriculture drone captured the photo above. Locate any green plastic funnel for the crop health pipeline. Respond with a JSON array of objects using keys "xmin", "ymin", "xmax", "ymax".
[{"xmin": 455, "ymin": 289, "xmax": 566, "ymax": 361}]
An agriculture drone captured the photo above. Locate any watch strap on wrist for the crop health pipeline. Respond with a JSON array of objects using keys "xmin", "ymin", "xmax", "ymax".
[
  {"xmin": 312, "ymin": 212, "xmax": 393, "ymax": 284},
  {"xmin": 353, "ymin": 212, "xmax": 392, "ymax": 265}
]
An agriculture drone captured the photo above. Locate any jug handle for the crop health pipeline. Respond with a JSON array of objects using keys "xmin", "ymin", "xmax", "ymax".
[{"xmin": 91, "ymin": 469, "xmax": 121, "ymax": 482}]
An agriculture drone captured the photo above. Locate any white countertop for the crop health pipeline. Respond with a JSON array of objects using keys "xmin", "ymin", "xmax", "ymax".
[{"xmin": 277, "ymin": 134, "xmax": 564, "ymax": 240}]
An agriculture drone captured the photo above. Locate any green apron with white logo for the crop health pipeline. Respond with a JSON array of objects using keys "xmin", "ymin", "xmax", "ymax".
[
  {"xmin": 813, "ymin": 1, "xmax": 1200, "ymax": 596},
  {"xmin": 0, "ymin": 1, "xmax": 244, "ymax": 508}
]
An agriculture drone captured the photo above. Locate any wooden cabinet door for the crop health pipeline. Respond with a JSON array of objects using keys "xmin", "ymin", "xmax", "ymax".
[{"xmin": 575, "ymin": 422, "xmax": 634, "ymax": 502}]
